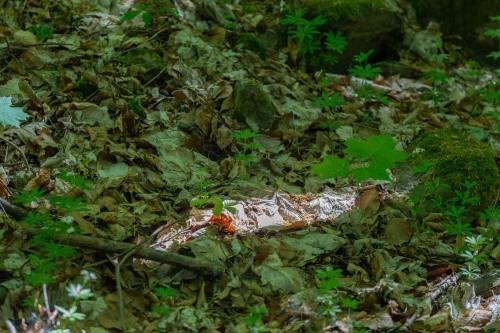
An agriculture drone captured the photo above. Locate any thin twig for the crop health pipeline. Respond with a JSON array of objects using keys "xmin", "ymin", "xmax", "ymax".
[
  {"xmin": 107, "ymin": 247, "xmax": 138, "ymax": 333},
  {"xmin": 0, "ymin": 136, "xmax": 31, "ymax": 172}
]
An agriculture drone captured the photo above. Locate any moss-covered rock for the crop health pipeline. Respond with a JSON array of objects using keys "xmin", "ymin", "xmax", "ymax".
[
  {"xmin": 408, "ymin": 128, "xmax": 498, "ymax": 215},
  {"xmin": 233, "ymin": 79, "xmax": 277, "ymax": 131},
  {"xmin": 234, "ymin": 33, "xmax": 265, "ymax": 59},
  {"xmin": 303, "ymin": 0, "xmax": 385, "ymax": 24}
]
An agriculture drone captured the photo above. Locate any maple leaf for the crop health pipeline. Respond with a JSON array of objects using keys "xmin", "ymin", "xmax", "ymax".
[
  {"xmin": 344, "ymin": 135, "xmax": 409, "ymax": 169},
  {"xmin": 310, "ymin": 135, "xmax": 409, "ymax": 182},
  {"xmin": 352, "ymin": 163, "xmax": 391, "ymax": 182},
  {"xmin": 0, "ymin": 96, "xmax": 29, "ymax": 127},
  {"xmin": 310, "ymin": 154, "xmax": 350, "ymax": 180}
]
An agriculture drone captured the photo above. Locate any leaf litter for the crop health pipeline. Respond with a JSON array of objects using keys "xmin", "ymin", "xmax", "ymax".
[{"xmin": 0, "ymin": 0, "xmax": 499, "ymax": 332}]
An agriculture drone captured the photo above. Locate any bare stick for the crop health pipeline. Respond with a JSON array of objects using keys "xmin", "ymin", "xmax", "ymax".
[
  {"xmin": 0, "ymin": 136, "xmax": 31, "ymax": 172},
  {"xmin": 18, "ymin": 227, "xmax": 224, "ymax": 276}
]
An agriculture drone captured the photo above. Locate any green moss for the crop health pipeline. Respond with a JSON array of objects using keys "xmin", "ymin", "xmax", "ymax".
[
  {"xmin": 76, "ymin": 78, "xmax": 98, "ymax": 98},
  {"xmin": 303, "ymin": 0, "xmax": 385, "ymax": 23},
  {"xmin": 120, "ymin": 48, "xmax": 165, "ymax": 71},
  {"xmin": 408, "ymin": 128, "xmax": 498, "ymax": 214},
  {"xmin": 233, "ymin": 33, "xmax": 265, "ymax": 59}
]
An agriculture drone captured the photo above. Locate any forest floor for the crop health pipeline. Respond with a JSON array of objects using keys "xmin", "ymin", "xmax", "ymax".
[{"xmin": 1, "ymin": 0, "xmax": 500, "ymax": 332}]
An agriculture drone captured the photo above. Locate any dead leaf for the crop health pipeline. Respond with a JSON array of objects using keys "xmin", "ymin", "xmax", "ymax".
[
  {"xmin": 384, "ymin": 217, "xmax": 412, "ymax": 245},
  {"xmin": 355, "ymin": 187, "xmax": 381, "ymax": 217}
]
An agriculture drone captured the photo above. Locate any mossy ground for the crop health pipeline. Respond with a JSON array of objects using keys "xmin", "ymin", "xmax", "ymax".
[
  {"xmin": 408, "ymin": 128, "xmax": 499, "ymax": 215},
  {"xmin": 121, "ymin": 48, "xmax": 165, "ymax": 71},
  {"xmin": 234, "ymin": 33, "xmax": 265, "ymax": 59},
  {"xmin": 300, "ymin": 0, "xmax": 385, "ymax": 24},
  {"xmin": 76, "ymin": 78, "xmax": 98, "ymax": 98}
]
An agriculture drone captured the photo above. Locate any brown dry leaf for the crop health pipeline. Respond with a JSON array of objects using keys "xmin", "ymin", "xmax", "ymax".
[
  {"xmin": 25, "ymin": 168, "xmax": 51, "ymax": 191},
  {"xmin": 354, "ymin": 187, "xmax": 381, "ymax": 217},
  {"xmin": 18, "ymin": 80, "xmax": 43, "ymax": 109},
  {"xmin": 195, "ymin": 104, "xmax": 215, "ymax": 136},
  {"xmin": 286, "ymin": 39, "xmax": 299, "ymax": 66},
  {"xmin": 20, "ymin": 47, "xmax": 55, "ymax": 69},
  {"xmin": 384, "ymin": 217, "xmax": 412, "ymax": 245},
  {"xmin": 12, "ymin": 30, "xmax": 38, "ymax": 46},
  {"xmin": 87, "ymin": 127, "xmax": 108, "ymax": 147},
  {"xmin": 83, "ymin": 69, "xmax": 99, "ymax": 86},
  {"xmin": 172, "ymin": 89, "xmax": 188, "ymax": 102},
  {"xmin": 215, "ymin": 125, "xmax": 232, "ymax": 149},
  {"xmin": 220, "ymin": 94, "xmax": 233, "ymax": 111},
  {"xmin": 206, "ymin": 26, "xmax": 226, "ymax": 44},
  {"xmin": 422, "ymin": 109, "xmax": 443, "ymax": 128},
  {"xmin": 27, "ymin": 126, "xmax": 58, "ymax": 158},
  {"xmin": 213, "ymin": 80, "xmax": 233, "ymax": 100}
]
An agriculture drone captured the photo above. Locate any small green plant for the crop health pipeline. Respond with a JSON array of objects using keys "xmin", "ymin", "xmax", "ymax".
[
  {"xmin": 349, "ymin": 49, "xmax": 383, "ymax": 81},
  {"xmin": 52, "ymin": 270, "xmax": 96, "ymax": 330},
  {"xmin": 230, "ymin": 129, "xmax": 263, "ymax": 166},
  {"xmin": 460, "ymin": 61, "xmax": 484, "ymax": 77},
  {"xmin": 423, "ymin": 70, "xmax": 448, "ymax": 85},
  {"xmin": 317, "ymin": 119, "xmax": 343, "ymax": 132},
  {"xmin": 421, "ymin": 70, "xmax": 448, "ymax": 108},
  {"xmin": 314, "ymin": 267, "xmax": 365, "ymax": 331},
  {"xmin": 120, "ymin": 4, "xmax": 153, "ymax": 26},
  {"xmin": 190, "ymin": 193, "xmax": 237, "ymax": 217},
  {"xmin": 243, "ymin": 305, "xmax": 269, "ymax": 333},
  {"xmin": 479, "ymin": 83, "xmax": 500, "ymax": 131},
  {"xmin": 310, "ymin": 135, "xmax": 409, "ymax": 182},
  {"xmin": 119, "ymin": 3, "xmax": 180, "ymax": 27},
  {"xmin": 480, "ymin": 205, "xmax": 500, "ymax": 223},
  {"xmin": 152, "ymin": 286, "xmax": 178, "ymax": 316},
  {"xmin": 485, "ymin": 16, "xmax": 500, "ymax": 60},
  {"xmin": 424, "ymin": 42, "xmax": 449, "ymax": 64},
  {"xmin": 26, "ymin": 26, "xmax": 52, "ymax": 40},
  {"xmin": 190, "ymin": 168, "xmax": 236, "ymax": 217},
  {"xmin": 282, "ymin": 9, "xmax": 326, "ymax": 49},
  {"xmin": 311, "ymin": 92, "xmax": 346, "ymax": 111},
  {"xmin": 128, "ymin": 97, "xmax": 147, "ymax": 119},
  {"xmin": 12, "ymin": 169, "xmax": 91, "ymax": 286},
  {"xmin": 459, "ymin": 235, "xmax": 490, "ymax": 280},
  {"xmin": 348, "ymin": 50, "xmax": 385, "ymax": 106},
  {"xmin": 281, "ymin": 9, "xmax": 346, "ymax": 68},
  {"xmin": 316, "ymin": 266, "xmax": 344, "ymax": 293},
  {"xmin": 409, "ymin": 171, "xmax": 493, "ymax": 266},
  {"xmin": 315, "ymin": 267, "xmax": 344, "ymax": 316}
]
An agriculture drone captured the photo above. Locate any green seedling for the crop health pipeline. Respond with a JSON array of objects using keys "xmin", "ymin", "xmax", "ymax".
[
  {"xmin": 349, "ymin": 49, "xmax": 383, "ymax": 81},
  {"xmin": 485, "ymin": 16, "xmax": 500, "ymax": 60},
  {"xmin": 12, "ymin": 169, "xmax": 91, "ymax": 286},
  {"xmin": 190, "ymin": 194, "xmax": 236, "ymax": 217},
  {"xmin": 119, "ymin": 3, "xmax": 180, "ymax": 27},
  {"xmin": 26, "ymin": 26, "xmax": 52, "ymax": 40},
  {"xmin": 317, "ymin": 119, "xmax": 343, "ymax": 132},
  {"xmin": 152, "ymin": 286, "xmax": 178, "ymax": 316},
  {"xmin": 243, "ymin": 305, "xmax": 269, "ymax": 333},
  {"xmin": 230, "ymin": 129, "xmax": 263, "ymax": 166},
  {"xmin": 311, "ymin": 92, "xmax": 346, "ymax": 111},
  {"xmin": 281, "ymin": 9, "xmax": 346, "ymax": 68}
]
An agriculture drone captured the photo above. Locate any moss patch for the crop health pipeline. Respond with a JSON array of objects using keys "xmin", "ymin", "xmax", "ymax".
[
  {"xmin": 120, "ymin": 48, "xmax": 165, "ymax": 71},
  {"xmin": 408, "ymin": 128, "xmax": 498, "ymax": 214},
  {"xmin": 302, "ymin": 0, "xmax": 385, "ymax": 24},
  {"xmin": 76, "ymin": 78, "xmax": 98, "ymax": 98},
  {"xmin": 234, "ymin": 33, "xmax": 265, "ymax": 59}
]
